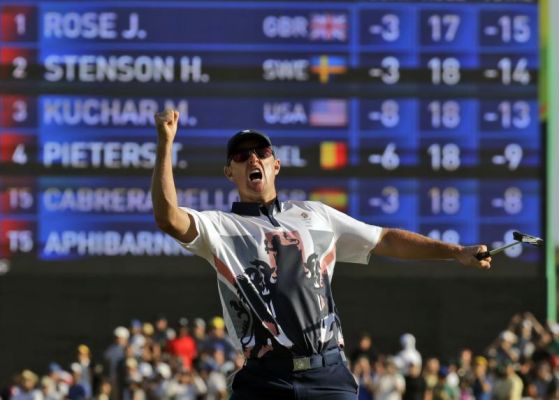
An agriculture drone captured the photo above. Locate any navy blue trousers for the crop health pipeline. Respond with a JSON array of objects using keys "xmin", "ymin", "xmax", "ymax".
[{"xmin": 229, "ymin": 361, "xmax": 358, "ymax": 400}]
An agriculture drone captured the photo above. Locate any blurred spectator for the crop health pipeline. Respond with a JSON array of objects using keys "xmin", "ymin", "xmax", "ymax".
[
  {"xmin": 168, "ymin": 370, "xmax": 207, "ymax": 400},
  {"xmin": 128, "ymin": 319, "xmax": 146, "ymax": 358},
  {"xmin": 93, "ymin": 378, "xmax": 111, "ymax": 400},
  {"xmin": 141, "ymin": 322, "xmax": 154, "ymax": 340},
  {"xmin": 74, "ymin": 345, "xmax": 93, "ymax": 398},
  {"xmin": 372, "ymin": 356, "xmax": 406, "ymax": 400},
  {"xmin": 456, "ymin": 348, "xmax": 474, "ymax": 384},
  {"xmin": 394, "ymin": 333, "xmax": 424, "ymax": 400},
  {"xmin": 532, "ymin": 359, "xmax": 558, "ymax": 399},
  {"xmin": 67, "ymin": 363, "xmax": 87, "ymax": 400},
  {"xmin": 153, "ymin": 314, "xmax": 171, "ymax": 347},
  {"xmin": 0, "ymin": 374, "xmax": 19, "ymax": 400},
  {"xmin": 211, "ymin": 344, "xmax": 237, "ymax": 376},
  {"xmin": 11, "ymin": 370, "xmax": 41, "ymax": 400},
  {"xmin": 137, "ymin": 345, "xmax": 155, "ymax": 380},
  {"xmin": 199, "ymin": 362, "xmax": 227, "ymax": 400},
  {"xmin": 403, "ymin": 360, "xmax": 425, "ymax": 400},
  {"xmin": 150, "ymin": 363, "xmax": 173, "ymax": 399},
  {"xmin": 458, "ymin": 378, "xmax": 474, "ymax": 400},
  {"xmin": 471, "ymin": 356, "xmax": 491, "ymax": 400},
  {"xmin": 192, "ymin": 318, "xmax": 207, "ymax": 350},
  {"xmin": 516, "ymin": 356, "xmax": 534, "ymax": 398},
  {"xmin": 103, "ymin": 326, "xmax": 129, "ymax": 399},
  {"xmin": 544, "ymin": 322, "xmax": 559, "ymax": 358},
  {"xmin": 122, "ymin": 356, "xmax": 146, "ymax": 400},
  {"xmin": 514, "ymin": 313, "xmax": 545, "ymax": 360},
  {"xmin": 45, "ymin": 363, "xmax": 70, "ymax": 399},
  {"xmin": 202, "ymin": 317, "xmax": 237, "ymax": 362},
  {"xmin": 352, "ymin": 355, "xmax": 375, "ymax": 400},
  {"xmin": 491, "ymin": 362, "xmax": 523, "ymax": 400},
  {"xmin": 487, "ymin": 330, "xmax": 520, "ymax": 365},
  {"xmin": 38, "ymin": 376, "xmax": 59, "ymax": 400},
  {"xmin": 445, "ymin": 363, "xmax": 460, "ymax": 395},
  {"xmin": 116, "ymin": 345, "xmax": 140, "ymax": 400},
  {"xmin": 432, "ymin": 366, "xmax": 459, "ymax": 400},
  {"xmin": 531, "ymin": 327, "xmax": 553, "ymax": 364},
  {"xmin": 350, "ymin": 332, "xmax": 378, "ymax": 365},
  {"xmin": 395, "ymin": 333, "xmax": 422, "ymax": 376},
  {"xmin": 166, "ymin": 317, "xmax": 197, "ymax": 372},
  {"xmin": 423, "ymin": 357, "xmax": 441, "ymax": 400}
]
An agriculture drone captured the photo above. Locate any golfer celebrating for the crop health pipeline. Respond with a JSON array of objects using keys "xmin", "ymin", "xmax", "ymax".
[{"xmin": 151, "ymin": 109, "xmax": 491, "ymax": 400}]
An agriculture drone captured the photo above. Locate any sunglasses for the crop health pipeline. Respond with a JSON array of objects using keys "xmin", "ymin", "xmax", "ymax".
[{"xmin": 229, "ymin": 146, "xmax": 274, "ymax": 163}]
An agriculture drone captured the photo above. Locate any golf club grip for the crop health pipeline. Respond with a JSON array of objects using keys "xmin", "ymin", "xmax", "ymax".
[{"xmin": 475, "ymin": 251, "xmax": 491, "ymax": 260}]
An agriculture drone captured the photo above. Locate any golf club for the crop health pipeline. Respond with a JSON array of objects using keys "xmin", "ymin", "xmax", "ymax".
[{"xmin": 475, "ymin": 231, "xmax": 544, "ymax": 260}]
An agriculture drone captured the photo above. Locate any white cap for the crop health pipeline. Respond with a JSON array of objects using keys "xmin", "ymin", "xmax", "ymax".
[
  {"xmin": 156, "ymin": 363, "xmax": 172, "ymax": 379},
  {"xmin": 499, "ymin": 330, "xmax": 517, "ymax": 343},
  {"xmin": 549, "ymin": 322, "xmax": 559, "ymax": 335},
  {"xmin": 114, "ymin": 326, "xmax": 130, "ymax": 339},
  {"xmin": 70, "ymin": 363, "xmax": 82, "ymax": 374}
]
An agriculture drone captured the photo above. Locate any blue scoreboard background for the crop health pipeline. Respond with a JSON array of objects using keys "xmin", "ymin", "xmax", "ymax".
[{"xmin": 0, "ymin": 0, "xmax": 543, "ymax": 275}]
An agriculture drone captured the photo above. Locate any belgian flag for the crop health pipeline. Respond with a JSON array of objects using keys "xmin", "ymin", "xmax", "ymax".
[{"xmin": 320, "ymin": 141, "xmax": 347, "ymax": 170}]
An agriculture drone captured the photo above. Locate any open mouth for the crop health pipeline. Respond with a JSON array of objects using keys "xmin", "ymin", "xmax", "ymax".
[{"xmin": 249, "ymin": 169, "xmax": 263, "ymax": 181}]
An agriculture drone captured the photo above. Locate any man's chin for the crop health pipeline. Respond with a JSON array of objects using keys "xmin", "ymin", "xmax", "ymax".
[{"xmin": 246, "ymin": 181, "xmax": 265, "ymax": 193}]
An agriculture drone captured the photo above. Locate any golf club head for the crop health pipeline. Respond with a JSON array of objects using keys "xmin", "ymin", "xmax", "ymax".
[{"xmin": 512, "ymin": 231, "xmax": 544, "ymax": 247}]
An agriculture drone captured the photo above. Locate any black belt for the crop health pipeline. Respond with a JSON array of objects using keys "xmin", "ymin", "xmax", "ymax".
[{"xmin": 245, "ymin": 347, "xmax": 347, "ymax": 372}]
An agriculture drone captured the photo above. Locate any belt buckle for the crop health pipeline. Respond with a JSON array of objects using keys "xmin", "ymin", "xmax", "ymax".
[{"xmin": 293, "ymin": 356, "xmax": 312, "ymax": 371}]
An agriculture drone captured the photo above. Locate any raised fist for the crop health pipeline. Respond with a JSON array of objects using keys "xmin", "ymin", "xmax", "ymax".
[{"xmin": 154, "ymin": 109, "xmax": 179, "ymax": 142}]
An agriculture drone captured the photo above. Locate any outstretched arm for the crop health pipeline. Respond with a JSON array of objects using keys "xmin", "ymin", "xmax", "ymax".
[
  {"xmin": 372, "ymin": 227, "xmax": 491, "ymax": 269},
  {"xmin": 151, "ymin": 109, "xmax": 198, "ymax": 243}
]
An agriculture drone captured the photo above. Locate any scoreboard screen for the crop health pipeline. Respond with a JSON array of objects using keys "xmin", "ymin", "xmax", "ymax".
[{"xmin": 0, "ymin": 0, "xmax": 544, "ymax": 276}]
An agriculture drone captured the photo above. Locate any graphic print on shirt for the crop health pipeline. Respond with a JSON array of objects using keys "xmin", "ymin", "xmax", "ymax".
[
  {"xmin": 264, "ymin": 229, "xmax": 342, "ymax": 354},
  {"xmin": 217, "ymin": 280, "xmax": 254, "ymax": 349},
  {"xmin": 220, "ymin": 234, "xmax": 291, "ymax": 351},
  {"xmin": 215, "ymin": 226, "xmax": 342, "ymax": 356}
]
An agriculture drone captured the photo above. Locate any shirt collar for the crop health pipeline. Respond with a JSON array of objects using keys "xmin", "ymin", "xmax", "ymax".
[{"xmin": 231, "ymin": 198, "xmax": 281, "ymax": 216}]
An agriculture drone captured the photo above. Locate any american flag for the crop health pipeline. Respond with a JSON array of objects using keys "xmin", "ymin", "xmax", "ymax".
[
  {"xmin": 309, "ymin": 99, "xmax": 348, "ymax": 127},
  {"xmin": 310, "ymin": 14, "xmax": 348, "ymax": 41}
]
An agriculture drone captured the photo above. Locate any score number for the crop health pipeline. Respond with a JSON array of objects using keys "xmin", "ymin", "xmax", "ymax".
[
  {"xmin": 426, "ymin": 14, "xmax": 460, "ymax": 43},
  {"xmin": 481, "ymin": 100, "xmax": 532, "ymax": 131},
  {"xmin": 428, "ymin": 186, "xmax": 460, "ymax": 215},
  {"xmin": 483, "ymin": 56, "xmax": 531, "ymax": 85},
  {"xmin": 427, "ymin": 228, "xmax": 461, "ymax": 244},
  {"xmin": 428, "ymin": 57, "xmax": 461, "ymax": 85},
  {"xmin": 497, "ymin": 15, "xmax": 530, "ymax": 43},
  {"xmin": 495, "ymin": 101, "xmax": 531, "ymax": 129},
  {"xmin": 485, "ymin": 14, "xmax": 532, "ymax": 44},
  {"xmin": 368, "ymin": 186, "xmax": 400, "ymax": 214},
  {"xmin": 492, "ymin": 229, "xmax": 524, "ymax": 258},
  {"xmin": 423, "ymin": 100, "xmax": 463, "ymax": 171},
  {"xmin": 491, "ymin": 186, "xmax": 523, "ymax": 215},
  {"xmin": 427, "ymin": 100, "xmax": 460, "ymax": 129},
  {"xmin": 368, "ymin": 100, "xmax": 400, "ymax": 128},
  {"xmin": 427, "ymin": 143, "xmax": 460, "ymax": 171}
]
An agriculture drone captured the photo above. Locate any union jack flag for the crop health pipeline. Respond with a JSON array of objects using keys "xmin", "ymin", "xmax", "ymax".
[{"xmin": 310, "ymin": 14, "xmax": 348, "ymax": 41}]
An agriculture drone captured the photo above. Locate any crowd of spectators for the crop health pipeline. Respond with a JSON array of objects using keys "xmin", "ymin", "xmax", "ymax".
[
  {"xmin": 351, "ymin": 312, "xmax": 559, "ymax": 400},
  {"xmin": 2, "ymin": 312, "xmax": 559, "ymax": 400}
]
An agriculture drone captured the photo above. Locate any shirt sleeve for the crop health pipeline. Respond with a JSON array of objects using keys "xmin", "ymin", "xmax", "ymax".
[
  {"xmin": 174, "ymin": 207, "xmax": 219, "ymax": 263},
  {"xmin": 319, "ymin": 202, "xmax": 382, "ymax": 264}
]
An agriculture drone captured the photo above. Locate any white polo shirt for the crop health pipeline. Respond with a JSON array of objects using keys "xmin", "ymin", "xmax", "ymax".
[{"xmin": 178, "ymin": 199, "xmax": 382, "ymax": 358}]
